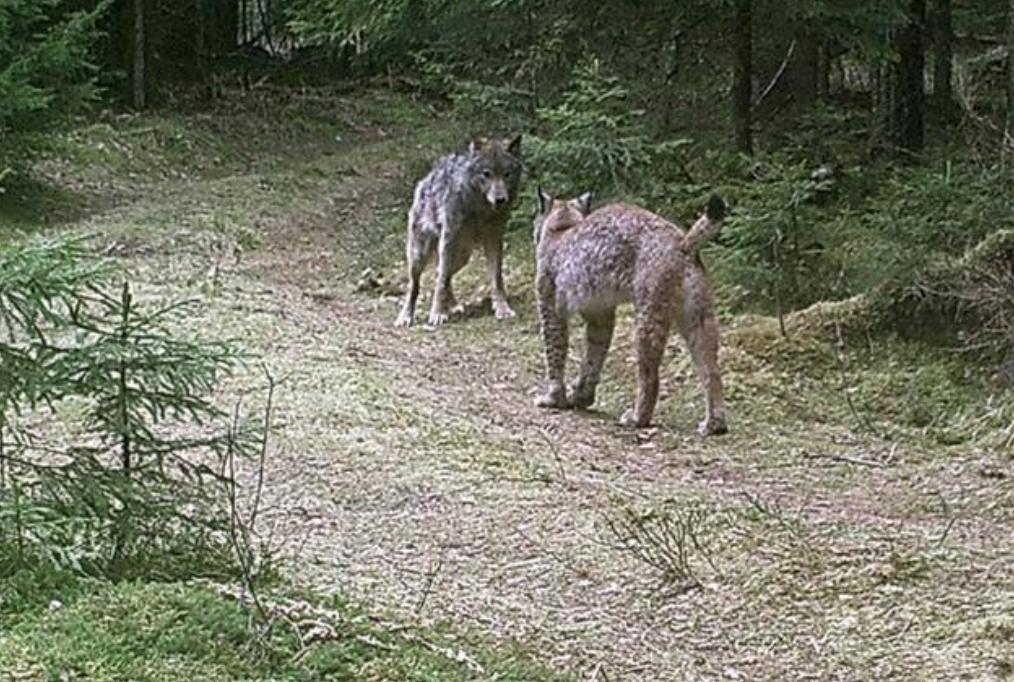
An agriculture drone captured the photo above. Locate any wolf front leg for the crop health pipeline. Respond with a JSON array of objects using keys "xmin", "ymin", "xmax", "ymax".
[
  {"xmin": 483, "ymin": 231, "xmax": 515, "ymax": 320},
  {"xmin": 396, "ymin": 222, "xmax": 434, "ymax": 327},
  {"xmin": 534, "ymin": 278, "xmax": 569, "ymax": 408},
  {"xmin": 427, "ymin": 227, "xmax": 458, "ymax": 326}
]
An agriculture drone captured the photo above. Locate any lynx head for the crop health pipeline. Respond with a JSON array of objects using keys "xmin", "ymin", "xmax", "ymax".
[
  {"xmin": 466, "ymin": 134, "xmax": 523, "ymax": 210},
  {"xmin": 532, "ymin": 188, "xmax": 593, "ymax": 245}
]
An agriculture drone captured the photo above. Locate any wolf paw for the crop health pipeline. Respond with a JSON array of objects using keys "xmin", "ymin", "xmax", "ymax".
[
  {"xmin": 493, "ymin": 301, "xmax": 516, "ymax": 320},
  {"xmin": 697, "ymin": 416, "xmax": 728, "ymax": 437},
  {"xmin": 619, "ymin": 409, "xmax": 650, "ymax": 428},
  {"xmin": 427, "ymin": 310, "xmax": 450, "ymax": 326},
  {"xmin": 394, "ymin": 310, "xmax": 414, "ymax": 327}
]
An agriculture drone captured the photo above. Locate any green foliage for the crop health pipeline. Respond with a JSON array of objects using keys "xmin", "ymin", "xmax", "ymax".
[
  {"xmin": 0, "ymin": 580, "xmax": 573, "ymax": 681},
  {"xmin": 0, "ymin": 238, "xmax": 253, "ymax": 580},
  {"xmin": 0, "ymin": 0, "xmax": 105, "ymax": 182},
  {"xmin": 876, "ymin": 229, "xmax": 1014, "ymax": 362},
  {"xmin": 285, "ymin": 0, "xmax": 436, "ymax": 70},
  {"xmin": 527, "ymin": 57, "xmax": 691, "ymax": 197},
  {"xmin": 714, "ymin": 156, "xmax": 841, "ymax": 321},
  {"xmin": 850, "ymin": 163, "xmax": 1014, "ymax": 291}
]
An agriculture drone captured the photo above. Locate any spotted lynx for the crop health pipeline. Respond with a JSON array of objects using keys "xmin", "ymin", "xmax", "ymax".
[{"xmin": 532, "ymin": 191, "xmax": 728, "ymax": 435}]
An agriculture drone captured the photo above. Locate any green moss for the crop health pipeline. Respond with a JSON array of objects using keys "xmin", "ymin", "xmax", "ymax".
[{"xmin": 0, "ymin": 579, "xmax": 570, "ymax": 682}]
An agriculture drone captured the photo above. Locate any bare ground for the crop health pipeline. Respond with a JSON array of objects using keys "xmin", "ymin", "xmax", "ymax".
[{"xmin": 32, "ymin": 90, "xmax": 1014, "ymax": 681}]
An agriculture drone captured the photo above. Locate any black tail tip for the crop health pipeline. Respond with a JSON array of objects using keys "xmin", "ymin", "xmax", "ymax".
[{"xmin": 705, "ymin": 194, "xmax": 726, "ymax": 222}]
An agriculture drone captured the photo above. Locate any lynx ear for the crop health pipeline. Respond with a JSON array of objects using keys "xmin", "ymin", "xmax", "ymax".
[
  {"xmin": 574, "ymin": 191, "xmax": 593, "ymax": 215},
  {"xmin": 506, "ymin": 133, "xmax": 522, "ymax": 156},
  {"xmin": 537, "ymin": 187, "xmax": 553, "ymax": 214}
]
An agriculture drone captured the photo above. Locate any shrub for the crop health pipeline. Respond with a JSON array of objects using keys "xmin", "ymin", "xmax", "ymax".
[
  {"xmin": 846, "ymin": 162, "xmax": 1014, "ymax": 296},
  {"xmin": 713, "ymin": 156, "xmax": 842, "ymax": 329},
  {"xmin": 526, "ymin": 57, "xmax": 691, "ymax": 198},
  {"xmin": 0, "ymin": 238, "xmax": 256, "ymax": 579}
]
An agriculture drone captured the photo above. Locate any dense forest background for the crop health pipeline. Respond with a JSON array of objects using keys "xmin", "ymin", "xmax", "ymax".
[{"xmin": 4, "ymin": 0, "xmax": 1014, "ymax": 365}]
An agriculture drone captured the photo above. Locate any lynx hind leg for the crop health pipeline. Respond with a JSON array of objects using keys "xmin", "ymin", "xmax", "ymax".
[
  {"xmin": 569, "ymin": 309, "xmax": 616, "ymax": 409},
  {"xmin": 681, "ymin": 312, "xmax": 727, "ymax": 436},
  {"xmin": 620, "ymin": 307, "xmax": 672, "ymax": 428},
  {"xmin": 535, "ymin": 282, "xmax": 569, "ymax": 409},
  {"xmin": 396, "ymin": 216, "xmax": 435, "ymax": 327}
]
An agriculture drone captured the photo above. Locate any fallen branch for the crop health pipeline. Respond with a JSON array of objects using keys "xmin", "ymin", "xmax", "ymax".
[
  {"xmin": 754, "ymin": 39, "xmax": 797, "ymax": 109},
  {"xmin": 803, "ymin": 451, "xmax": 885, "ymax": 468}
]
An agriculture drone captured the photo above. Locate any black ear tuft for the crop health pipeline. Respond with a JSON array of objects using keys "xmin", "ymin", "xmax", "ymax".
[
  {"xmin": 705, "ymin": 194, "xmax": 727, "ymax": 222},
  {"xmin": 575, "ymin": 191, "xmax": 594, "ymax": 215},
  {"xmin": 537, "ymin": 187, "xmax": 552, "ymax": 214}
]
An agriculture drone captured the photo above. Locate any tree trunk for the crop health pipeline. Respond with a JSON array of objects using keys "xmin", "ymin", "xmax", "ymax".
[
  {"xmin": 795, "ymin": 31, "xmax": 821, "ymax": 106},
  {"xmin": 1007, "ymin": 0, "xmax": 1014, "ymax": 138},
  {"xmin": 818, "ymin": 40, "xmax": 832, "ymax": 101},
  {"xmin": 890, "ymin": 0, "xmax": 926, "ymax": 154},
  {"xmin": 930, "ymin": 0, "xmax": 955, "ymax": 120},
  {"xmin": 132, "ymin": 0, "xmax": 145, "ymax": 109},
  {"xmin": 732, "ymin": 0, "xmax": 753, "ymax": 156},
  {"xmin": 208, "ymin": 0, "xmax": 238, "ymax": 55}
]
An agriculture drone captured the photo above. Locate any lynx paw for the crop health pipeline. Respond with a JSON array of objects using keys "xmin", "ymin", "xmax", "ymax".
[
  {"xmin": 567, "ymin": 383, "xmax": 596, "ymax": 409},
  {"xmin": 535, "ymin": 388, "xmax": 568, "ymax": 409}
]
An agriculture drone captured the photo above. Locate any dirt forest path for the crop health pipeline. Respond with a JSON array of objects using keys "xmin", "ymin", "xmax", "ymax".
[
  {"xmin": 60, "ymin": 93, "xmax": 1013, "ymax": 681},
  {"xmin": 234, "ymin": 197, "xmax": 1012, "ymax": 682}
]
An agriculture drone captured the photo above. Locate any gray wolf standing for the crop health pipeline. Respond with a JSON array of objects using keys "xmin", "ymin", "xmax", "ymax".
[
  {"xmin": 395, "ymin": 135, "xmax": 523, "ymax": 327},
  {"xmin": 532, "ymin": 191, "xmax": 729, "ymax": 436}
]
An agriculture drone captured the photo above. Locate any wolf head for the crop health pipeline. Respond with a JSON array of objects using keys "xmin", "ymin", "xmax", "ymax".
[
  {"xmin": 466, "ymin": 134, "xmax": 522, "ymax": 210},
  {"xmin": 532, "ymin": 188, "xmax": 593, "ymax": 245}
]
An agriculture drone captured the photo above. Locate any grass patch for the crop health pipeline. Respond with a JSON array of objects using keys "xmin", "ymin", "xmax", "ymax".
[{"xmin": 0, "ymin": 574, "xmax": 570, "ymax": 682}]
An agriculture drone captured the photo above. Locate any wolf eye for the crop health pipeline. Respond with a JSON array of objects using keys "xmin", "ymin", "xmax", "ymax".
[{"xmin": 482, "ymin": 169, "xmax": 493, "ymax": 179}]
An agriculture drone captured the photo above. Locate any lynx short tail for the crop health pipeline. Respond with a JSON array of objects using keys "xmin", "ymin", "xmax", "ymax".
[{"xmin": 680, "ymin": 194, "xmax": 727, "ymax": 254}]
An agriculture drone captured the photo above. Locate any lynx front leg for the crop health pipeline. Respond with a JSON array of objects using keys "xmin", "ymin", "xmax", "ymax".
[
  {"xmin": 569, "ymin": 309, "xmax": 616, "ymax": 409},
  {"xmin": 483, "ymin": 231, "xmax": 515, "ymax": 320}
]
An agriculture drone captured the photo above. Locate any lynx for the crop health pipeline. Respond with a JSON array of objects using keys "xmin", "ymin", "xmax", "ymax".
[{"xmin": 532, "ymin": 191, "xmax": 728, "ymax": 435}]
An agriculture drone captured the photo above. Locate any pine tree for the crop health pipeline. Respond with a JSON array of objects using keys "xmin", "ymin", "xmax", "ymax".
[
  {"xmin": 0, "ymin": 240, "xmax": 254, "ymax": 576},
  {"xmin": 0, "ymin": 1, "xmax": 104, "ymax": 179}
]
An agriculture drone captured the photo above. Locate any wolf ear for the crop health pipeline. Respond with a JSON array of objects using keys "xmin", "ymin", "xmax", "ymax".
[
  {"xmin": 574, "ymin": 191, "xmax": 593, "ymax": 215},
  {"xmin": 468, "ymin": 136, "xmax": 488, "ymax": 154},
  {"xmin": 506, "ymin": 133, "xmax": 522, "ymax": 156},
  {"xmin": 537, "ymin": 187, "xmax": 552, "ymax": 214}
]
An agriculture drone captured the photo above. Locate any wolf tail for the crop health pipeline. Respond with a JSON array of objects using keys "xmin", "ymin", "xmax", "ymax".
[{"xmin": 680, "ymin": 194, "xmax": 727, "ymax": 254}]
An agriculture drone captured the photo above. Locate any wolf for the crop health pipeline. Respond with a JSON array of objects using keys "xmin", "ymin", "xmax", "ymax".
[
  {"xmin": 532, "ymin": 191, "xmax": 728, "ymax": 436},
  {"xmin": 395, "ymin": 135, "xmax": 523, "ymax": 327}
]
